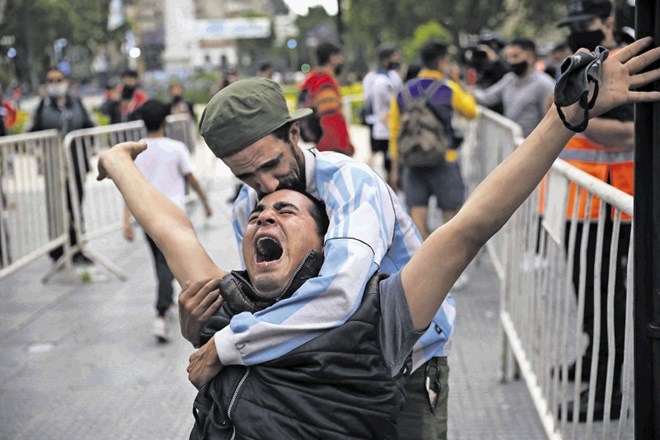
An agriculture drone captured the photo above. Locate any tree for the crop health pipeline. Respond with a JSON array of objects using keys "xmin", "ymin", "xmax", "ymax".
[
  {"xmin": 401, "ymin": 21, "xmax": 452, "ymax": 63},
  {"xmin": 344, "ymin": 0, "xmax": 569, "ymax": 68},
  {"xmin": 0, "ymin": 0, "xmax": 124, "ymax": 91}
]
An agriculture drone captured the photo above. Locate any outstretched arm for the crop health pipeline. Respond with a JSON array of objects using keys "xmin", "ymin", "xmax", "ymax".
[
  {"xmin": 97, "ymin": 141, "xmax": 226, "ymax": 285},
  {"xmin": 403, "ymin": 37, "xmax": 660, "ymax": 331}
]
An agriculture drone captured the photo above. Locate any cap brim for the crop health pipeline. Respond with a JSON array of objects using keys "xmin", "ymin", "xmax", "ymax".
[
  {"xmin": 289, "ymin": 108, "xmax": 313, "ymax": 122},
  {"xmin": 557, "ymin": 13, "xmax": 597, "ymax": 27}
]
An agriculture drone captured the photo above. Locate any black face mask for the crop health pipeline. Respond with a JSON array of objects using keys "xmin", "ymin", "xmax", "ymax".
[
  {"xmin": 568, "ymin": 29, "xmax": 605, "ymax": 52},
  {"xmin": 509, "ymin": 60, "xmax": 529, "ymax": 77},
  {"xmin": 387, "ymin": 61, "xmax": 401, "ymax": 71},
  {"xmin": 334, "ymin": 63, "xmax": 344, "ymax": 76},
  {"xmin": 121, "ymin": 85, "xmax": 136, "ymax": 100}
]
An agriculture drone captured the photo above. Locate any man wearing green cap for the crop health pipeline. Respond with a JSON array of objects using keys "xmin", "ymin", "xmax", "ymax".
[{"xmin": 189, "ymin": 77, "xmax": 457, "ymax": 437}]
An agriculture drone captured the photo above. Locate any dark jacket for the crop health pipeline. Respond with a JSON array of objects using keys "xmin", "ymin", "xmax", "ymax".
[
  {"xmin": 30, "ymin": 95, "xmax": 95, "ymax": 178},
  {"xmin": 192, "ymin": 269, "xmax": 410, "ymax": 440},
  {"xmin": 30, "ymin": 95, "xmax": 94, "ymax": 135}
]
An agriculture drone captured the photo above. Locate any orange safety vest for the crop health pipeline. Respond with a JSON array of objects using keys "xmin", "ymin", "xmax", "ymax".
[{"xmin": 539, "ymin": 134, "xmax": 634, "ymax": 221}]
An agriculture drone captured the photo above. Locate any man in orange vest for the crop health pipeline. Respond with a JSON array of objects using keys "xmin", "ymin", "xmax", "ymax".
[{"xmin": 555, "ymin": 0, "xmax": 632, "ymax": 422}]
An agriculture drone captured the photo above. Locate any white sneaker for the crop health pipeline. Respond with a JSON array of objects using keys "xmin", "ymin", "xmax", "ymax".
[
  {"xmin": 452, "ymin": 273, "xmax": 469, "ymax": 291},
  {"xmin": 152, "ymin": 317, "xmax": 170, "ymax": 343}
]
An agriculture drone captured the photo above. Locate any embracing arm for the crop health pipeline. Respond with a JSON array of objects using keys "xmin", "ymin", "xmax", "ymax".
[
  {"xmin": 97, "ymin": 141, "xmax": 226, "ymax": 285},
  {"xmin": 212, "ymin": 160, "xmax": 395, "ymax": 366},
  {"xmin": 402, "ymin": 37, "xmax": 660, "ymax": 331}
]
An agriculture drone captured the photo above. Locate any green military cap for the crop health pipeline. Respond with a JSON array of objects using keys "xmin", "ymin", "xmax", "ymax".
[{"xmin": 199, "ymin": 77, "xmax": 312, "ymax": 158}]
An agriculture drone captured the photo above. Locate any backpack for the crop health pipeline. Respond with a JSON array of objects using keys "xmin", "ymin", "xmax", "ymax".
[
  {"xmin": 297, "ymin": 87, "xmax": 323, "ymax": 143},
  {"xmin": 397, "ymin": 80, "xmax": 451, "ymax": 168}
]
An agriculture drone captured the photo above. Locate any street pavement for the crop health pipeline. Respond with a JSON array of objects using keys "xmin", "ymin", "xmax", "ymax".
[{"xmin": 0, "ymin": 131, "xmax": 547, "ymax": 439}]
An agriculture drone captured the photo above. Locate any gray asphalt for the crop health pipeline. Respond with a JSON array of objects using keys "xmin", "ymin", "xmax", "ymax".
[{"xmin": 0, "ymin": 147, "xmax": 546, "ymax": 439}]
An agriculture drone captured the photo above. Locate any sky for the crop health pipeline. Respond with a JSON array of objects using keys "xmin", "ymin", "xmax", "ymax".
[{"xmin": 283, "ymin": 0, "xmax": 338, "ymax": 16}]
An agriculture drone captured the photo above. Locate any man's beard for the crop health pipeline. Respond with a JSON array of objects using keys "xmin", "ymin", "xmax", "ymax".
[{"xmin": 256, "ymin": 143, "xmax": 306, "ymax": 197}]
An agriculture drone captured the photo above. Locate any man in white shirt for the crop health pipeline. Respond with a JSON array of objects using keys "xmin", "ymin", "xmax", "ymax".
[{"xmin": 124, "ymin": 99, "xmax": 212, "ymax": 342}]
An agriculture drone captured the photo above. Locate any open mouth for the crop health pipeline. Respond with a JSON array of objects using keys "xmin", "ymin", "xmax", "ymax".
[{"xmin": 255, "ymin": 237, "xmax": 283, "ymax": 263}]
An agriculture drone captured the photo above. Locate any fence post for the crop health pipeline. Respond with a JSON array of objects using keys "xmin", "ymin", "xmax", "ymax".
[{"xmin": 633, "ymin": 1, "xmax": 660, "ymax": 437}]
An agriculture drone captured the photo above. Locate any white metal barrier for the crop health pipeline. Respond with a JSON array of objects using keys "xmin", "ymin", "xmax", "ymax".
[
  {"xmin": 461, "ymin": 107, "xmax": 634, "ymax": 439},
  {"xmin": 0, "ymin": 130, "xmax": 70, "ymax": 279},
  {"xmin": 42, "ymin": 121, "xmax": 147, "ymax": 282},
  {"xmin": 0, "ymin": 116, "xmax": 215, "ymax": 283},
  {"xmin": 165, "ymin": 113, "xmax": 197, "ymax": 152}
]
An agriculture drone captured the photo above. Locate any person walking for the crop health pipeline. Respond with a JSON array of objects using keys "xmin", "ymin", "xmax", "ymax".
[
  {"xmin": 124, "ymin": 99, "xmax": 212, "ymax": 342},
  {"xmin": 362, "ymin": 44, "xmax": 402, "ymax": 185}
]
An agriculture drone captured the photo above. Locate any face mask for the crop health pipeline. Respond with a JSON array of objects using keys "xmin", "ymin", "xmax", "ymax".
[
  {"xmin": 568, "ymin": 29, "xmax": 605, "ymax": 52},
  {"xmin": 47, "ymin": 83, "xmax": 68, "ymax": 98},
  {"xmin": 509, "ymin": 60, "xmax": 529, "ymax": 77},
  {"xmin": 121, "ymin": 85, "xmax": 136, "ymax": 99},
  {"xmin": 387, "ymin": 61, "xmax": 401, "ymax": 71},
  {"xmin": 334, "ymin": 63, "xmax": 344, "ymax": 76}
]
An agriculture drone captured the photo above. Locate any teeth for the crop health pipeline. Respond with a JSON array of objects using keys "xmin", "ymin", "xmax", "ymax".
[{"xmin": 256, "ymin": 237, "xmax": 283, "ymax": 262}]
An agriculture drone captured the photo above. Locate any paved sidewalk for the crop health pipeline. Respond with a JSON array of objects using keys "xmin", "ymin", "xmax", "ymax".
[{"xmin": 0, "ymin": 141, "xmax": 546, "ymax": 439}]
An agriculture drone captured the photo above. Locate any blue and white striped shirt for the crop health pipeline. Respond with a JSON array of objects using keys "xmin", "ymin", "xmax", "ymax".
[{"xmin": 214, "ymin": 147, "xmax": 456, "ymax": 372}]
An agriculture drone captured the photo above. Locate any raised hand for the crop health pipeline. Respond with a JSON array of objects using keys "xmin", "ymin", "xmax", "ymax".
[
  {"xmin": 590, "ymin": 37, "xmax": 660, "ymax": 117},
  {"xmin": 97, "ymin": 140, "xmax": 148, "ymax": 181}
]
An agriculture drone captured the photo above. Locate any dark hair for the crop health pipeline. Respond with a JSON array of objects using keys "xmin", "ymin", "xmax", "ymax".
[
  {"xmin": 254, "ymin": 189, "xmax": 329, "ymax": 238},
  {"xmin": 552, "ymin": 42, "xmax": 570, "ymax": 53},
  {"xmin": 121, "ymin": 69, "xmax": 139, "ymax": 79},
  {"xmin": 273, "ymin": 121, "xmax": 293, "ymax": 143},
  {"xmin": 303, "ymin": 191, "xmax": 330, "ymax": 237},
  {"xmin": 404, "ymin": 62, "xmax": 422, "ymax": 82},
  {"xmin": 316, "ymin": 41, "xmax": 341, "ymax": 66},
  {"xmin": 292, "ymin": 190, "xmax": 329, "ymax": 237},
  {"xmin": 377, "ymin": 44, "xmax": 398, "ymax": 62},
  {"xmin": 420, "ymin": 41, "xmax": 448, "ymax": 69},
  {"xmin": 129, "ymin": 99, "xmax": 170, "ymax": 132},
  {"xmin": 259, "ymin": 62, "xmax": 273, "ymax": 73},
  {"xmin": 509, "ymin": 37, "xmax": 537, "ymax": 56}
]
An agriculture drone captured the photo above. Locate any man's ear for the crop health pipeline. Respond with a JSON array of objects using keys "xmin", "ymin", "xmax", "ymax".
[{"xmin": 290, "ymin": 122, "xmax": 301, "ymax": 144}]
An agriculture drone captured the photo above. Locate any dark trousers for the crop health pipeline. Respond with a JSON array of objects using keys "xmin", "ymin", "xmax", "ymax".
[
  {"xmin": 49, "ymin": 174, "xmax": 85, "ymax": 261},
  {"xmin": 566, "ymin": 218, "xmax": 629, "ymax": 392},
  {"xmin": 396, "ymin": 357, "xmax": 449, "ymax": 439},
  {"xmin": 145, "ymin": 234, "xmax": 175, "ymax": 317}
]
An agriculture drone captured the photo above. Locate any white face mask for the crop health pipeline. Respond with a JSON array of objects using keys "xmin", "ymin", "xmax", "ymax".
[{"xmin": 47, "ymin": 82, "xmax": 68, "ymax": 98}]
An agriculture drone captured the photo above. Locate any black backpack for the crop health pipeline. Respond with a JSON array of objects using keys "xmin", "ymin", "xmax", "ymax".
[
  {"xmin": 297, "ymin": 87, "xmax": 323, "ymax": 143},
  {"xmin": 397, "ymin": 80, "xmax": 451, "ymax": 168}
]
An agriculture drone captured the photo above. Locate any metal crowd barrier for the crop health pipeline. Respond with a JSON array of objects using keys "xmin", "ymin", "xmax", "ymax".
[
  {"xmin": 461, "ymin": 107, "xmax": 634, "ymax": 439},
  {"xmin": 0, "ymin": 130, "xmax": 70, "ymax": 279},
  {"xmin": 165, "ymin": 113, "xmax": 197, "ymax": 153},
  {"xmin": 0, "ymin": 116, "xmax": 214, "ymax": 283},
  {"xmin": 42, "ymin": 121, "xmax": 147, "ymax": 282}
]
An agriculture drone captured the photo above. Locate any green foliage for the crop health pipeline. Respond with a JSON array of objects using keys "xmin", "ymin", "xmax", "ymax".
[
  {"xmin": 345, "ymin": 0, "xmax": 569, "ymax": 68},
  {"xmin": 1, "ymin": 0, "xmax": 123, "ymax": 89},
  {"xmin": 402, "ymin": 22, "xmax": 453, "ymax": 63}
]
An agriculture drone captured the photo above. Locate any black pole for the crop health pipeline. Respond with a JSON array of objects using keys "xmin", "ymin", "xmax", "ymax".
[{"xmin": 633, "ymin": 0, "xmax": 660, "ymax": 438}]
